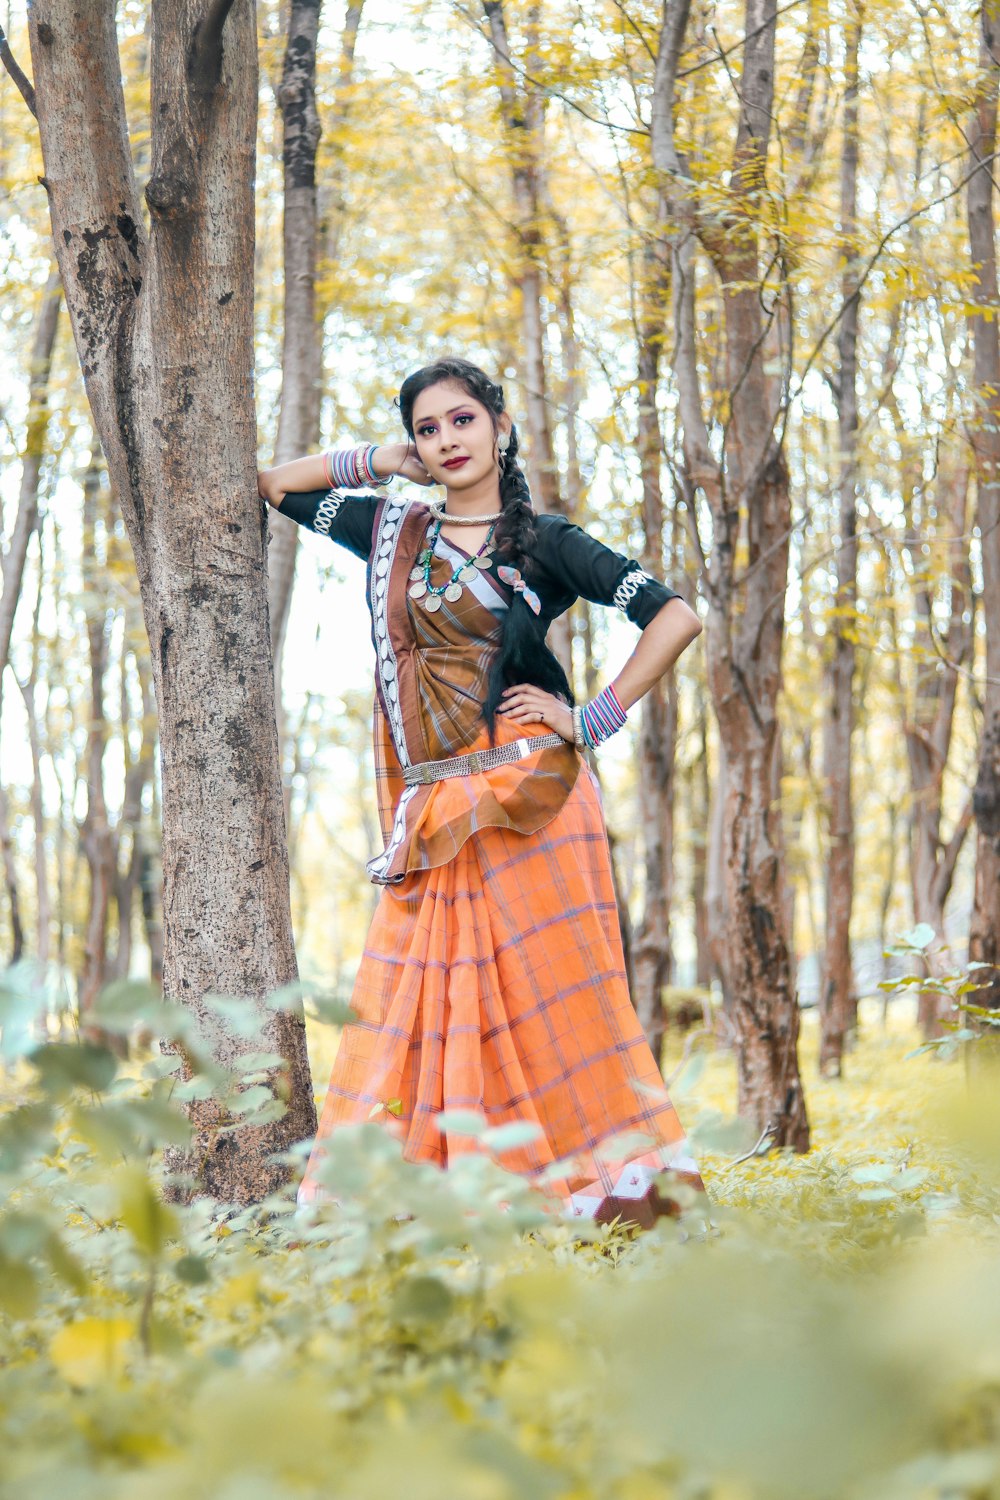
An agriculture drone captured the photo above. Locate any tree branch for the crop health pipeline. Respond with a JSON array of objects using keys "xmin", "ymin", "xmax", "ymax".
[
  {"xmin": 0, "ymin": 23, "xmax": 37, "ymax": 117},
  {"xmin": 192, "ymin": 0, "xmax": 239, "ymax": 91}
]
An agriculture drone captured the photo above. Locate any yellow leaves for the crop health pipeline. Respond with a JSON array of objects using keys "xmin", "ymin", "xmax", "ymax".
[
  {"xmin": 208, "ymin": 1269, "xmax": 263, "ymax": 1317},
  {"xmin": 369, "ymin": 1097, "xmax": 404, "ymax": 1119},
  {"xmin": 50, "ymin": 1316, "xmax": 134, "ymax": 1388}
]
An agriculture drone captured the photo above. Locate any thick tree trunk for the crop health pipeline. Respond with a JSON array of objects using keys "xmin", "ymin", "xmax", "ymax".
[
  {"xmin": 968, "ymin": 0, "xmax": 1000, "ymax": 1016},
  {"xmin": 652, "ymin": 0, "xmax": 808, "ymax": 1149},
  {"xmin": 26, "ymin": 0, "xmax": 315, "ymax": 1201},
  {"xmin": 819, "ymin": 10, "xmax": 861, "ymax": 1076}
]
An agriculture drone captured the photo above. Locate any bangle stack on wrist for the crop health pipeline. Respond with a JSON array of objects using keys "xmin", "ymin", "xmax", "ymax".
[
  {"xmin": 323, "ymin": 444, "xmax": 394, "ymax": 491},
  {"xmin": 576, "ymin": 684, "xmax": 628, "ymax": 750}
]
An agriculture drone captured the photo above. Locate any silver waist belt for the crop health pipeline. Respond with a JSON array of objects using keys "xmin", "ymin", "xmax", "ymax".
[{"xmin": 402, "ymin": 732, "xmax": 566, "ymax": 787}]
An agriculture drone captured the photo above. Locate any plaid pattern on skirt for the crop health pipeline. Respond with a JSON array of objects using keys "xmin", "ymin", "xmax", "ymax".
[{"xmin": 300, "ymin": 765, "xmax": 703, "ymax": 1224}]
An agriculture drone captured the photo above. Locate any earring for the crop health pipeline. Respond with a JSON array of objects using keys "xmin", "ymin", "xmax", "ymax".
[{"xmin": 496, "ymin": 431, "xmax": 510, "ymax": 472}]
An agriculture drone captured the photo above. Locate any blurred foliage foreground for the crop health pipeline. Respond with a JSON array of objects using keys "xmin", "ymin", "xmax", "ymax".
[{"xmin": 1, "ymin": 971, "xmax": 999, "ymax": 1500}]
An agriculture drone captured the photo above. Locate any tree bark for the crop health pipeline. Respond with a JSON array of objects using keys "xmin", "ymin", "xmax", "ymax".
[
  {"xmin": 652, "ymin": 0, "xmax": 809, "ymax": 1149},
  {"xmin": 78, "ymin": 464, "xmax": 115, "ymax": 1022},
  {"xmin": 967, "ymin": 0, "xmax": 1000, "ymax": 1016},
  {"xmin": 631, "ymin": 242, "xmax": 677, "ymax": 1057},
  {"xmin": 0, "ymin": 267, "xmax": 61, "ymax": 966},
  {"xmin": 482, "ymin": 1, "xmax": 571, "ymax": 669},
  {"xmin": 267, "ymin": 2, "xmax": 366, "ymax": 686},
  {"xmin": 26, "ymin": 0, "xmax": 315, "ymax": 1201},
  {"xmin": 0, "ymin": 269, "xmax": 61, "ymax": 674},
  {"xmin": 16, "ymin": 544, "xmax": 53, "ymax": 984},
  {"xmin": 818, "ymin": 9, "xmax": 861, "ymax": 1076},
  {"xmin": 905, "ymin": 467, "xmax": 974, "ymax": 1030}
]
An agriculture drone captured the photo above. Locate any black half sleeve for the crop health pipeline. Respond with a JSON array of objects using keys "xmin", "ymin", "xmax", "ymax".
[
  {"xmin": 277, "ymin": 488, "xmax": 380, "ymax": 562},
  {"xmin": 532, "ymin": 514, "xmax": 683, "ymax": 628}
]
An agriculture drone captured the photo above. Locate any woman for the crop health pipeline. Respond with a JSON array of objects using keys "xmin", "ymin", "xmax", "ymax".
[{"xmin": 258, "ymin": 357, "xmax": 705, "ymax": 1227}]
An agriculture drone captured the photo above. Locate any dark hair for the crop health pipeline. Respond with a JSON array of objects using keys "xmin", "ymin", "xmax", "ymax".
[{"xmin": 397, "ymin": 357, "xmax": 573, "ymax": 735}]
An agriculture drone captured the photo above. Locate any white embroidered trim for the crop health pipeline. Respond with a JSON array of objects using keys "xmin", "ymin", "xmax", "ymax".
[
  {"xmin": 313, "ymin": 489, "xmax": 345, "ymax": 536},
  {"xmin": 612, "ymin": 565, "xmax": 654, "ymax": 613},
  {"xmin": 367, "ymin": 784, "xmax": 418, "ymax": 884},
  {"xmin": 368, "ymin": 500, "xmax": 410, "ymax": 768}
]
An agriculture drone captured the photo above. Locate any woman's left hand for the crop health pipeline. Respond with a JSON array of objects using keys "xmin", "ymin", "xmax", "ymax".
[{"xmin": 498, "ymin": 685, "xmax": 574, "ymax": 743}]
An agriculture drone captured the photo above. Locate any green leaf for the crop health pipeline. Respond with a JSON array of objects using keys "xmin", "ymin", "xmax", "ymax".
[
  {"xmin": 0, "ymin": 962, "xmax": 46, "ymax": 1060},
  {"xmin": 391, "ymin": 1274, "xmax": 455, "ymax": 1324},
  {"xmin": 434, "ymin": 1110, "xmax": 487, "ymax": 1138},
  {"xmin": 90, "ymin": 978, "xmax": 168, "ymax": 1034},
  {"xmin": 29, "ymin": 1041, "xmax": 118, "ymax": 1096},
  {"xmin": 117, "ymin": 1167, "xmax": 180, "ymax": 1259},
  {"xmin": 483, "ymin": 1121, "xmax": 544, "ymax": 1152},
  {"xmin": 174, "ymin": 1253, "xmax": 212, "ymax": 1286},
  {"xmin": 851, "ymin": 1163, "xmax": 896, "ymax": 1184}
]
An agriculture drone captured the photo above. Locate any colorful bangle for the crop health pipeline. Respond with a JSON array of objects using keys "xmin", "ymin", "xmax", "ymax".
[
  {"xmin": 581, "ymin": 684, "xmax": 627, "ymax": 749},
  {"xmin": 358, "ymin": 443, "xmax": 393, "ymax": 488},
  {"xmin": 323, "ymin": 445, "xmax": 393, "ymax": 491}
]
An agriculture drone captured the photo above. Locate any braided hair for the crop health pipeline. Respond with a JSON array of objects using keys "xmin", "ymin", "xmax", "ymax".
[{"xmin": 397, "ymin": 357, "xmax": 573, "ymax": 735}]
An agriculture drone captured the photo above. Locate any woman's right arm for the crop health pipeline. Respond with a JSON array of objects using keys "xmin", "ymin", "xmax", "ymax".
[
  {"xmin": 257, "ymin": 453, "xmax": 328, "ymax": 508},
  {"xmin": 257, "ymin": 442, "xmax": 432, "ymax": 508}
]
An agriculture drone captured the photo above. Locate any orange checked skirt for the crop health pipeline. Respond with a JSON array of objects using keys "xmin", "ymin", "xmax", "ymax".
[{"xmin": 299, "ymin": 765, "xmax": 703, "ymax": 1224}]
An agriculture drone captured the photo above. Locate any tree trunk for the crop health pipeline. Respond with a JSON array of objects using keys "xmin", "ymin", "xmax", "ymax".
[
  {"xmin": 818, "ymin": 8, "xmax": 861, "ymax": 1076},
  {"xmin": 267, "ymin": 1, "xmax": 366, "ymax": 686},
  {"xmin": 482, "ymin": 1, "xmax": 571, "ymax": 670},
  {"xmin": 0, "ymin": 268, "xmax": 61, "ymax": 966},
  {"xmin": 78, "ymin": 464, "xmax": 115, "ymax": 1021},
  {"xmin": 691, "ymin": 698, "xmax": 712, "ymax": 989},
  {"xmin": 26, "ymin": 0, "xmax": 315, "ymax": 1201},
  {"xmin": 902, "ymin": 464, "xmax": 974, "ymax": 1031},
  {"xmin": 652, "ymin": 0, "xmax": 808, "ymax": 1148},
  {"xmin": 0, "ymin": 268, "xmax": 61, "ymax": 672},
  {"xmin": 631, "ymin": 244, "xmax": 677, "ymax": 1057},
  {"xmin": 16, "ymin": 551, "xmax": 53, "ymax": 983},
  {"xmin": 967, "ymin": 0, "xmax": 1000, "ymax": 1016}
]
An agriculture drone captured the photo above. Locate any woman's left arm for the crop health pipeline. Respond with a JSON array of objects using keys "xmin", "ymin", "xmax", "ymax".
[{"xmin": 607, "ymin": 596, "xmax": 702, "ymax": 711}]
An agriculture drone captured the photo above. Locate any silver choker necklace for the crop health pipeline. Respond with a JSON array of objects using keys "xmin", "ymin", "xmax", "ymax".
[{"xmin": 427, "ymin": 503, "xmax": 503, "ymax": 526}]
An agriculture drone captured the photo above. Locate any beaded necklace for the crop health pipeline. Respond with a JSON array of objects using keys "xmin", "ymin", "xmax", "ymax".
[{"xmin": 407, "ymin": 520, "xmax": 496, "ymax": 613}]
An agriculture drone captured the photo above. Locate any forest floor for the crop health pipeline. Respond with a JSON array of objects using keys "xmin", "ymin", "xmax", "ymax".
[
  {"xmin": 303, "ymin": 994, "xmax": 991, "ymax": 1235},
  {"xmin": 2, "ymin": 995, "xmax": 998, "ymax": 1499}
]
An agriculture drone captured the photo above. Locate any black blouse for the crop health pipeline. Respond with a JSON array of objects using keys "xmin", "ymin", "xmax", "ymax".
[{"xmin": 278, "ymin": 488, "xmax": 682, "ymax": 630}]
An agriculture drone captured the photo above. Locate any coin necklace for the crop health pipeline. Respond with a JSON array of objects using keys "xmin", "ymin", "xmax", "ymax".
[{"xmin": 407, "ymin": 520, "xmax": 496, "ymax": 613}]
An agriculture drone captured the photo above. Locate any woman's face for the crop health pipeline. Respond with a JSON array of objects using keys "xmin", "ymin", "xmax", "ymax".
[{"xmin": 410, "ymin": 380, "xmax": 509, "ymax": 489}]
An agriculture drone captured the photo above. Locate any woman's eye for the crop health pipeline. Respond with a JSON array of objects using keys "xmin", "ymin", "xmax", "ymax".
[
  {"xmin": 454, "ymin": 413, "xmax": 474, "ymax": 426},
  {"xmin": 417, "ymin": 425, "xmax": 436, "ymax": 437}
]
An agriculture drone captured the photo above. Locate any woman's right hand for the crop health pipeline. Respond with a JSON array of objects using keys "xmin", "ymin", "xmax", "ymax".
[
  {"xmin": 373, "ymin": 441, "xmax": 435, "ymax": 487},
  {"xmin": 257, "ymin": 468, "xmax": 286, "ymax": 508}
]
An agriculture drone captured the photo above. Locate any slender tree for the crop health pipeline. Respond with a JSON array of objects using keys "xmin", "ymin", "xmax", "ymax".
[
  {"xmin": 818, "ymin": 7, "xmax": 862, "ymax": 1076},
  {"xmin": 651, "ymin": 0, "xmax": 809, "ymax": 1149},
  {"xmin": 632, "ymin": 242, "xmax": 677, "ymax": 1057},
  {"xmin": 7, "ymin": 0, "xmax": 316, "ymax": 1201},
  {"xmin": 481, "ymin": 1, "xmax": 571, "ymax": 667},
  {"xmin": 967, "ymin": 0, "xmax": 1000, "ymax": 1014},
  {"xmin": 267, "ymin": 2, "xmax": 367, "ymax": 683}
]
